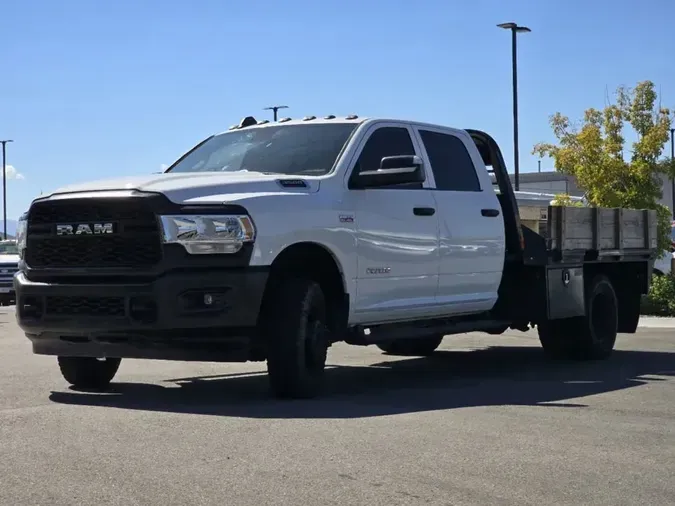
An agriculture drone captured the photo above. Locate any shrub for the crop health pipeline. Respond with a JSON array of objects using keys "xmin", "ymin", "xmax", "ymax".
[{"xmin": 641, "ymin": 273, "xmax": 675, "ymax": 315}]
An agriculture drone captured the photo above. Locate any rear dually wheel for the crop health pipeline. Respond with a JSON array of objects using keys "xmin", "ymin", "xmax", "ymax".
[{"xmin": 538, "ymin": 275, "xmax": 618, "ymax": 360}]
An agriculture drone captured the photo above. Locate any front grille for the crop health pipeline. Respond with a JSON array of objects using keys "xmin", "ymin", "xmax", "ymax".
[
  {"xmin": 29, "ymin": 200, "xmax": 154, "ymax": 225},
  {"xmin": 45, "ymin": 296, "xmax": 126, "ymax": 317},
  {"xmin": 0, "ymin": 264, "xmax": 18, "ymax": 287},
  {"xmin": 27, "ymin": 236, "xmax": 161, "ymax": 268},
  {"xmin": 26, "ymin": 198, "xmax": 162, "ymax": 269}
]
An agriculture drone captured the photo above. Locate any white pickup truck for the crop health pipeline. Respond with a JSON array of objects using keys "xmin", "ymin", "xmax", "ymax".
[
  {"xmin": 0, "ymin": 240, "xmax": 19, "ymax": 305},
  {"xmin": 14, "ymin": 115, "xmax": 658, "ymax": 398}
]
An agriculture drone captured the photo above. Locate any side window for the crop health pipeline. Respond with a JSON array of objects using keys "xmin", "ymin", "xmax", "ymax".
[
  {"xmin": 354, "ymin": 127, "xmax": 416, "ymax": 174},
  {"xmin": 419, "ymin": 130, "xmax": 481, "ymax": 191}
]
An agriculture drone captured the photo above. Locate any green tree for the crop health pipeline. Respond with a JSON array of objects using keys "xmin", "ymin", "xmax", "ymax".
[
  {"xmin": 533, "ymin": 81, "xmax": 673, "ymax": 252},
  {"xmin": 550, "ymin": 193, "xmax": 583, "ymax": 207}
]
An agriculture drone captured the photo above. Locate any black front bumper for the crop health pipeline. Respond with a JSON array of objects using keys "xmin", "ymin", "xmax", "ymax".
[{"xmin": 14, "ymin": 268, "xmax": 269, "ymax": 361}]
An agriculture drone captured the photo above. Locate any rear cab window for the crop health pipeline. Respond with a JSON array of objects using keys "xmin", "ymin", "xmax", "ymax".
[{"xmin": 417, "ymin": 129, "xmax": 482, "ymax": 192}]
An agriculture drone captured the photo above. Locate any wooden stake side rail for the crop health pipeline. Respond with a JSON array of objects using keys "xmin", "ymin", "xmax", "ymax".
[{"xmin": 546, "ymin": 206, "xmax": 658, "ymax": 260}]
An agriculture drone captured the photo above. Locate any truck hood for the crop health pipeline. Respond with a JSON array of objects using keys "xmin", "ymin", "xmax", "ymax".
[
  {"xmin": 0, "ymin": 254, "xmax": 19, "ymax": 264},
  {"xmin": 44, "ymin": 171, "xmax": 320, "ymax": 204}
]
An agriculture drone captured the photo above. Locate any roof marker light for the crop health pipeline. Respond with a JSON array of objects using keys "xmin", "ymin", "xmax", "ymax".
[{"xmin": 238, "ymin": 116, "xmax": 257, "ymax": 128}]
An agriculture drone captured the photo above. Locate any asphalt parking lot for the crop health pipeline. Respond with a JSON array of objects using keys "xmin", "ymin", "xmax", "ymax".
[{"xmin": 0, "ymin": 307, "xmax": 673, "ymax": 506}]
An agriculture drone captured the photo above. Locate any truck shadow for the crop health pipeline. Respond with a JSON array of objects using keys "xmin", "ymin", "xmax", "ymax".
[{"xmin": 48, "ymin": 346, "xmax": 675, "ymax": 419}]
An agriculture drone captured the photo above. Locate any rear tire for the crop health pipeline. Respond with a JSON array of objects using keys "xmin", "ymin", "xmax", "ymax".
[
  {"xmin": 376, "ymin": 335, "xmax": 444, "ymax": 356},
  {"xmin": 538, "ymin": 275, "xmax": 618, "ymax": 360},
  {"xmin": 57, "ymin": 357, "xmax": 121, "ymax": 390},
  {"xmin": 264, "ymin": 278, "xmax": 330, "ymax": 399}
]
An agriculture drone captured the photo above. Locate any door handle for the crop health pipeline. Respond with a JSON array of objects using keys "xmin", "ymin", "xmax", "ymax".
[
  {"xmin": 481, "ymin": 208, "xmax": 500, "ymax": 217},
  {"xmin": 413, "ymin": 207, "xmax": 436, "ymax": 216}
]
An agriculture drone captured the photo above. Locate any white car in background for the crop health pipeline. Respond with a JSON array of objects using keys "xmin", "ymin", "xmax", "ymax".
[
  {"xmin": 0, "ymin": 239, "xmax": 19, "ymax": 305},
  {"xmin": 652, "ymin": 221, "xmax": 675, "ymax": 276}
]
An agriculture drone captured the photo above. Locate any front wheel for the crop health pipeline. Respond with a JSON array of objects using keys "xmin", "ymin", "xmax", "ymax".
[
  {"xmin": 57, "ymin": 357, "xmax": 121, "ymax": 390},
  {"xmin": 376, "ymin": 335, "xmax": 444, "ymax": 356},
  {"xmin": 264, "ymin": 278, "xmax": 330, "ymax": 399},
  {"xmin": 538, "ymin": 275, "xmax": 618, "ymax": 360}
]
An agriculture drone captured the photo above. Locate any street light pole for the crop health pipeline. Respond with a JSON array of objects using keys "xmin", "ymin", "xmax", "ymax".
[
  {"xmin": 670, "ymin": 128, "xmax": 674, "ymax": 219},
  {"xmin": 0, "ymin": 140, "xmax": 13, "ymax": 240},
  {"xmin": 497, "ymin": 22, "xmax": 531, "ymax": 192},
  {"xmin": 263, "ymin": 105, "xmax": 289, "ymax": 122}
]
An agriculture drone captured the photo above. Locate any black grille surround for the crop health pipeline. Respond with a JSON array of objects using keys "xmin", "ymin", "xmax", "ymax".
[
  {"xmin": 26, "ymin": 196, "xmax": 162, "ymax": 269},
  {"xmin": 22, "ymin": 192, "xmax": 254, "ymax": 280}
]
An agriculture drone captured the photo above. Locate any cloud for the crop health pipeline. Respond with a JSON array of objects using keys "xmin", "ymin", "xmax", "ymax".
[
  {"xmin": 5, "ymin": 165, "xmax": 24, "ymax": 180},
  {"xmin": 160, "ymin": 163, "xmax": 168, "ymax": 171}
]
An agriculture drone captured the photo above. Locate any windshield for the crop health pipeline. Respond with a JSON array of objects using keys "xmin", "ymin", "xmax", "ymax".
[
  {"xmin": 0, "ymin": 242, "xmax": 18, "ymax": 255},
  {"xmin": 167, "ymin": 123, "xmax": 357, "ymax": 176}
]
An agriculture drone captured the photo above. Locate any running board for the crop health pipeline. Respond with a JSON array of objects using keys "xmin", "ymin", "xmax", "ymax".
[{"xmin": 346, "ymin": 315, "xmax": 514, "ymax": 345}]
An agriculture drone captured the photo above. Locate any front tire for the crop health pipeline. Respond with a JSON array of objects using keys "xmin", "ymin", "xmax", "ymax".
[
  {"xmin": 264, "ymin": 278, "xmax": 330, "ymax": 399},
  {"xmin": 57, "ymin": 357, "xmax": 121, "ymax": 390},
  {"xmin": 376, "ymin": 335, "xmax": 444, "ymax": 356},
  {"xmin": 538, "ymin": 275, "xmax": 618, "ymax": 360}
]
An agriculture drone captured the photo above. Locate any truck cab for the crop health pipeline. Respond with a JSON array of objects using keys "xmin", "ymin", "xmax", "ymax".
[
  {"xmin": 329, "ymin": 118, "xmax": 506, "ymax": 324},
  {"xmin": 13, "ymin": 115, "xmax": 656, "ymax": 398}
]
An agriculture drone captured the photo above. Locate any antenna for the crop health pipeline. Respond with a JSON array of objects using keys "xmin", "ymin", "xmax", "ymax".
[{"xmin": 263, "ymin": 105, "xmax": 289, "ymax": 121}]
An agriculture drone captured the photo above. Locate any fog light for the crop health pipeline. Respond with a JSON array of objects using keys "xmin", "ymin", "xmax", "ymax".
[{"xmin": 204, "ymin": 294, "xmax": 213, "ymax": 306}]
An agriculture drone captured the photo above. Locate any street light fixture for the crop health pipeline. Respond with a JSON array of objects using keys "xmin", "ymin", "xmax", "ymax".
[
  {"xmin": 263, "ymin": 105, "xmax": 289, "ymax": 122},
  {"xmin": 0, "ymin": 139, "xmax": 13, "ymax": 240},
  {"xmin": 497, "ymin": 22, "xmax": 531, "ymax": 192}
]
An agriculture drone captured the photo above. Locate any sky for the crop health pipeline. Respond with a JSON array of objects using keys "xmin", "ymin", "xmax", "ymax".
[{"xmin": 2, "ymin": 0, "xmax": 675, "ymax": 220}]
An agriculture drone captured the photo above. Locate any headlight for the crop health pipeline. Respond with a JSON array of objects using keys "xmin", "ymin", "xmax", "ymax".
[
  {"xmin": 16, "ymin": 212, "xmax": 28, "ymax": 258},
  {"xmin": 159, "ymin": 214, "xmax": 255, "ymax": 255}
]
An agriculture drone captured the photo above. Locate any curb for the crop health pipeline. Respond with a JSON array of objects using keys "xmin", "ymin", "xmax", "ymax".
[{"xmin": 638, "ymin": 316, "xmax": 675, "ymax": 328}]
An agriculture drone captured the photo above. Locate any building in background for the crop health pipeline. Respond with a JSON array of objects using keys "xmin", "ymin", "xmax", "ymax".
[
  {"xmin": 509, "ymin": 170, "xmax": 674, "ymax": 216},
  {"xmin": 493, "ymin": 170, "xmax": 673, "ymax": 238},
  {"xmin": 510, "ymin": 171, "xmax": 583, "ymax": 197}
]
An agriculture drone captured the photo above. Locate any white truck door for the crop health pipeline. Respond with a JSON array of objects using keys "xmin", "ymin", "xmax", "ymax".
[
  {"xmin": 344, "ymin": 124, "xmax": 440, "ymax": 325},
  {"xmin": 413, "ymin": 126, "xmax": 505, "ymax": 315}
]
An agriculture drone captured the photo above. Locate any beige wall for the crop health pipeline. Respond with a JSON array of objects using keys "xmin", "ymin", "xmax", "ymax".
[{"xmin": 518, "ymin": 204, "xmax": 548, "ymax": 233}]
